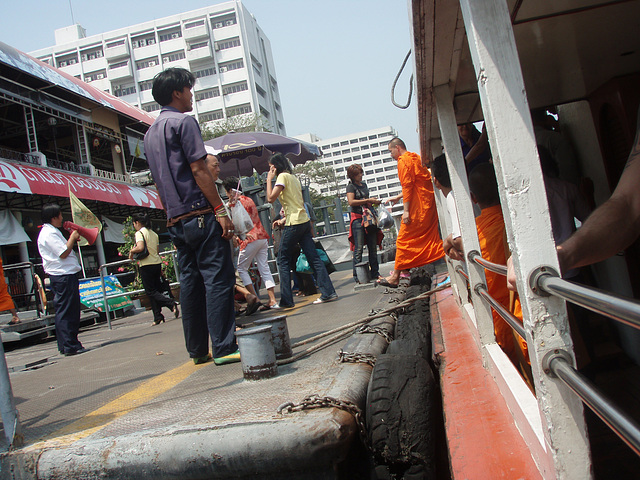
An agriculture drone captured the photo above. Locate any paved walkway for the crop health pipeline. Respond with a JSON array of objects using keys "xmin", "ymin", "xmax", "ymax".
[{"xmin": 1, "ymin": 263, "xmax": 396, "ymax": 463}]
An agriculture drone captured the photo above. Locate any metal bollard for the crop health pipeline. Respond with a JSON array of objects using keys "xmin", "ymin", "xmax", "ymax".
[
  {"xmin": 254, "ymin": 315, "xmax": 293, "ymax": 360},
  {"xmin": 235, "ymin": 325, "xmax": 278, "ymax": 380},
  {"xmin": 355, "ymin": 262, "xmax": 371, "ymax": 284}
]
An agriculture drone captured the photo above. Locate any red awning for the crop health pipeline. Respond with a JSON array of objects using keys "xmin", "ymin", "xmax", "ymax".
[{"xmin": 0, "ymin": 160, "xmax": 162, "ymax": 210}]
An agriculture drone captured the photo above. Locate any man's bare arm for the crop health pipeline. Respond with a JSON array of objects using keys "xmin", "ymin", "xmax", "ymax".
[{"xmin": 557, "ymin": 112, "xmax": 640, "ymax": 272}]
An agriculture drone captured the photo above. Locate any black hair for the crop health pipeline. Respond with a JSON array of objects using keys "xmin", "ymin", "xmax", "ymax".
[
  {"xmin": 222, "ymin": 176, "xmax": 240, "ymax": 192},
  {"xmin": 269, "ymin": 153, "xmax": 291, "ymax": 175},
  {"xmin": 431, "ymin": 154, "xmax": 451, "ymax": 189},
  {"xmin": 537, "ymin": 145, "xmax": 560, "ymax": 178},
  {"xmin": 151, "ymin": 68, "xmax": 196, "ymax": 106},
  {"xmin": 132, "ymin": 212, "xmax": 150, "ymax": 228},
  {"xmin": 388, "ymin": 137, "xmax": 406, "ymax": 149},
  {"xmin": 41, "ymin": 203, "xmax": 61, "ymax": 224},
  {"xmin": 468, "ymin": 163, "xmax": 500, "ymax": 206}
]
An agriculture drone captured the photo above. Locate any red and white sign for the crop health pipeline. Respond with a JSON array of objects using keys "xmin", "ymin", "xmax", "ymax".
[{"xmin": 0, "ymin": 160, "xmax": 162, "ymax": 210}]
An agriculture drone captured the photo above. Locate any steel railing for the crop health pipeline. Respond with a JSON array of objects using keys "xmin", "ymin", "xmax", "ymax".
[
  {"xmin": 99, "ymin": 250, "xmax": 179, "ymax": 329},
  {"xmin": 458, "ymin": 251, "xmax": 640, "ymax": 458},
  {"xmin": 2, "ymin": 262, "xmax": 42, "ymax": 317}
]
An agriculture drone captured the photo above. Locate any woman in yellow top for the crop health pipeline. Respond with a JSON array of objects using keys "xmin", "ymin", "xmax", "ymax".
[
  {"xmin": 266, "ymin": 153, "xmax": 337, "ymax": 308},
  {"xmin": 129, "ymin": 213, "xmax": 179, "ymax": 325}
]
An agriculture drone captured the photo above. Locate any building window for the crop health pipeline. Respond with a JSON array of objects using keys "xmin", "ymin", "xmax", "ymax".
[
  {"xmin": 351, "ymin": 147, "xmax": 360, "ymax": 152},
  {"xmin": 256, "ymin": 84, "xmax": 266, "ymax": 98},
  {"xmin": 139, "ymin": 80, "xmax": 153, "ymax": 91},
  {"xmin": 322, "ymin": 145, "xmax": 330, "ymax": 150},
  {"xmin": 158, "ymin": 28, "xmax": 182, "ymax": 42},
  {"xmin": 350, "ymin": 139, "xmax": 358, "ymax": 144},
  {"xmin": 340, "ymin": 141, "xmax": 348, "ymax": 146},
  {"xmin": 106, "ymin": 39, "xmax": 126, "ymax": 48},
  {"xmin": 215, "ymin": 37, "xmax": 241, "ymax": 51},
  {"xmin": 108, "ymin": 60, "xmax": 128, "ymax": 70},
  {"xmin": 372, "ymin": 151, "xmax": 381, "ymax": 157},
  {"xmin": 199, "ymin": 110, "xmax": 224, "ymax": 123},
  {"xmin": 336, "ymin": 167, "xmax": 344, "ymax": 173},
  {"xmin": 386, "ymin": 174, "xmax": 396, "ymax": 180},
  {"xmin": 80, "ymin": 47, "xmax": 104, "ymax": 62},
  {"xmin": 331, "ymin": 143, "xmax": 339, "ymax": 148},
  {"xmin": 362, "ymin": 153, "xmax": 371, "ymax": 158},
  {"xmin": 385, "ymin": 165, "xmax": 395, "ymax": 171},
  {"xmin": 335, "ymin": 159, "xmax": 343, "ymax": 164},
  {"xmin": 218, "ymin": 59, "xmax": 244, "ymax": 72},
  {"xmin": 373, "ymin": 159, "xmax": 382, "ymax": 165},
  {"xmin": 384, "ymin": 157, "xmax": 394, "ymax": 163},
  {"xmin": 162, "ymin": 51, "xmax": 186, "ymax": 64},
  {"xmin": 195, "ymin": 88, "xmax": 220, "ymax": 101},
  {"xmin": 375, "ymin": 168, "xmax": 383, "ymax": 173},
  {"xmin": 113, "ymin": 85, "xmax": 137, "ymax": 97},
  {"xmin": 222, "ymin": 81, "xmax": 248, "ymax": 95},
  {"xmin": 361, "ymin": 144, "xmax": 369, "ymax": 150},
  {"xmin": 364, "ymin": 161, "xmax": 373, "ymax": 167},
  {"xmin": 185, "ymin": 19, "xmax": 205, "ymax": 29},
  {"xmin": 131, "ymin": 34, "xmax": 156, "ymax": 48},
  {"xmin": 194, "ymin": 67, "xmax": 216, "ymax": 78},
  {"xmin": 56, "ymin": 53, "xmax": 78, "ymax": 68},
  {"xmin": 353, "ymin": 155, "xmax": 361, "ymax": 160},
  {"xmin": 366, "ymin": 170, "xmax": 374, "ymax": 175},
  {"xmin": 189, "ymin": 41, "xmax": 209, "ymax": 50},
  {"xmin": 359, "ymin": 137, "xmax": 367, "ymax": 142},
  {"xmin": 369, "ymin": 186, "xmax": 377, "ymax": 192},
  {"xmin": 341, "ymin": 149, "xmax": 349, "ymax": 155},
  {"xmin": 259, "ymin": 106, "xmax": 270, "ymax": 118},
  {"xmin": 142, "ymin": 102, "xmax": 161, "ymax": 112},
  {"xmin": 211, "ymin": 14, "xmax": 237, "ymax": 29},
  {"xmin": 226, "ymin": 104, "xmax": 252, "ymax": 117},
  {"xmin": 84, "ymin": 70, "xmax": 106, "ymax": 82},
  {"xmin": 274, "ymin": 102, "xmax": 281, "ymax": 112},
  {"xmin": 136, "ymin": 57, "xmax": 159, "ymax": 70}
]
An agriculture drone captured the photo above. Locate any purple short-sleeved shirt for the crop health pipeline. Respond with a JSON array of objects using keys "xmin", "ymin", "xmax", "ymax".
[{"xmin": 144, "ymin": 106, "xmax": 209, "ymax": 219}]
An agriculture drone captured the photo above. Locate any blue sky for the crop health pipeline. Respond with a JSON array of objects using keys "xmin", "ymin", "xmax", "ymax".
[{"xmin": 1, "ymin": 0, "xmax": 419, "ymax": 151}]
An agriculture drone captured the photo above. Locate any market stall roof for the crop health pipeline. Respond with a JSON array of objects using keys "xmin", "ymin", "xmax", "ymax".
[
  {"xmin": 0, "ymin": 159, "xmax": 164, "ymax": 218},
  {"xmin": 0, "ymin": 41, "xmax": 155, "ymax": 126}
]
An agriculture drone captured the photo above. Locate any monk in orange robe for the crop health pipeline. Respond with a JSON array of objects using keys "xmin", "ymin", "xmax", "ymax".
[
  {"xmin": 449, "ymin": 164, "xmax": 528, "ymax": 366},
  {"xmin": 379, "ymin": 138, "xmax": 444, "ymax": 286},
  {"xmin": 0, "ymin": 258, "xmax": 20, "ymax": 324}
]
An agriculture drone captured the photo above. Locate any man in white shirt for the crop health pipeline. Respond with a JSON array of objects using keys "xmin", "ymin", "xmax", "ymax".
[
  {"xmin": 431, "ymin": 154, "xmax": 462, "ymax": 258},
  {"xmin": 37, "ymin": 204, "xmax": 86, "ymax": 356}
]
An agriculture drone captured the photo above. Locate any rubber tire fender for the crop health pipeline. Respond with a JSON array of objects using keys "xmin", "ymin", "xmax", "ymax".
[{"xmin": 366, "ymin": 353, "xmax": 436, "ymax": 477}]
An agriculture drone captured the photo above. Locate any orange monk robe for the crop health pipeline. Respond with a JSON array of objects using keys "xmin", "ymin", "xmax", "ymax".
[
  {"xmin": 476, "ymin": 205, "xmax": 521, "ymax": 363},
  {"xmin": 395, "ymin": 151, "xmax": 445, "ymax": 270},
  {"xmin": 0, "ymin": 258, "xmax": 16, "ymax": 312}
]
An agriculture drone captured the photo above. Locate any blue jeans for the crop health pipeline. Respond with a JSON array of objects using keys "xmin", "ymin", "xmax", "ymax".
[
  {"xmin": 49, "ymin": 273, "xmax": 82, "ymax": 354},
  {"xmin": 278, "ymin": 221, "xmax": 336, "ymax": 307},
  {"xmin": 169, "ymin": 212, "xmax": 236, "ymax": 359},
  {"xmin": 352, "ymin": 218, "xmax": 380, "ymax": 281}
]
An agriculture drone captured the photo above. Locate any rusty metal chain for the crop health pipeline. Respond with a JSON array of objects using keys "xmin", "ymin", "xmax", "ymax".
[
  {"xmin": 277, "ymin": 394, "xmax": 369, "ymax": 449},
  {"xmin": 355, "ymin": 325, "xmax": 393, "ymax": 344},
  {"xmin": 337, "ymin": 349, "xmax": 377, "ymax": 367}
]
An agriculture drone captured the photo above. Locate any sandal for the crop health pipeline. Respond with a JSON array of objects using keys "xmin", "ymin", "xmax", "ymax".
[{"xmin": 377, "ymin": 278, "xmax": 399, "ymax": 288}]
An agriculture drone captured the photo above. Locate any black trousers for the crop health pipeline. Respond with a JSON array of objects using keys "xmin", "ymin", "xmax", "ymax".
[
  {"xmin": 49, "ymin": 273, "xmax": 82, "ymax": 354},
  {"xmin": 140, "ymin": 263, "xmax": 176, "ymax": 322}
]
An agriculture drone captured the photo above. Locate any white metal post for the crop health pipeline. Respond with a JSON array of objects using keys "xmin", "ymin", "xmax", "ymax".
[
  {"xmin": 434, "ymin": 84, "xmax": 496, "ymax": 352},
  {"xmin": 458, "ymin": 0, "xmax": 591, "ymax": 478}
]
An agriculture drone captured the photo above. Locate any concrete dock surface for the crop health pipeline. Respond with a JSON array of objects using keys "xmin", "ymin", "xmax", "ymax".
[{"xmin": 0, "ymin": 263, "xmax": 403, "ymax": 479}]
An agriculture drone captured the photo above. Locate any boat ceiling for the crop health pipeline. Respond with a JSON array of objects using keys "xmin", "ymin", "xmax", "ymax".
[{"xmin": 411, "ymin": 0, "xmax": 640, "ymax": 154}]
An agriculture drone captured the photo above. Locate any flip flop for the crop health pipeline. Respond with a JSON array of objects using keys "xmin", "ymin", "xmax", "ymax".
[
  {"xmin": 259, "ymin": 304, "xmax": 274, "ymax": 312},
  {"xmin": 244, "ymin": 301, "xmax": 262, "ymax": 316},
  {"xmin": 377, "ymin": 278, "xmax": 399, "ymax": 288}
]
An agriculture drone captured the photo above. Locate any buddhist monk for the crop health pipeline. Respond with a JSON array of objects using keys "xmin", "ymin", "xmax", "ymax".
[
  {"xmin": 447, "ymin": 164, "xmax": 527, "ymax": 366},
  {"xmin": 378, "ymin": 137, "xmax": 445, "ymax": 287},
  {"xmin": 0, "ymin": 258, "xmax": 20, "ymax": 324}
]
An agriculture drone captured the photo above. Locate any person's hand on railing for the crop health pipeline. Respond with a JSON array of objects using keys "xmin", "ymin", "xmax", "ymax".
[{"xmin": 506, "ymin": 256, "xmax": 517, "ymax": 292}]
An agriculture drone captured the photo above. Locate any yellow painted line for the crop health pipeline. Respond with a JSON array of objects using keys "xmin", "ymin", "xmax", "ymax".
[{"xmin": 25, "ymin": 360, "xmax": 205, "ymax": 451}]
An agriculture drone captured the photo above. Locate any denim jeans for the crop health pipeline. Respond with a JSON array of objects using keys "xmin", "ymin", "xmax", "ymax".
[
  {"xmin": 169, "ymin": 212, "xmax": 236, "ymax": 359},
  {"xmin": 49, "ymin": 273, "xmax": 83, "ymax": 354},
  {"xmin": 278, "ymin": 221, "xmax": 336, "ymax": 307},
  {"xmin": 351, "ymin": 218, "xmax": 380, "ymax": 281},
  {"xmin": 140, "ymin": 263, "xmax": 176, "ymax": 322}
]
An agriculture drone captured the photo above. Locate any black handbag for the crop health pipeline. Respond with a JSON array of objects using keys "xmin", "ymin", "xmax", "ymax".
[{"xmin": 132, "ymin": 231, "xmax": 149, "ymax": 260}]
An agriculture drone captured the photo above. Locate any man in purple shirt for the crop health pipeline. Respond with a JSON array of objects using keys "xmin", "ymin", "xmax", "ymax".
[{"xmin": 144, "ymin": 68, "xmax": 239, "ymax": 366}]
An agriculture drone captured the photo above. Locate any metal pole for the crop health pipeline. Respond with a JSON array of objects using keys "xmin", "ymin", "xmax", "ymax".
[
  {"xmin": 0, "ymin": 340, "xmax": 23, "ymax": 448},
  {"xmin": 100, "ymin": 265, "xmax": 111, "ymax": 329},
  {"xmin": 536, "ymin": 274, "xmax": 640, "ymax": 331},
  {"xmin": 545, "ymin": 351, "xmax": 640, "ymax": 456}
]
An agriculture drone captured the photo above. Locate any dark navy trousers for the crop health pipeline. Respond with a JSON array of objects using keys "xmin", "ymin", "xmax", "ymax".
[
  {"xmin": 169, "ymin": 212, "xmax": 237, "ymax": 359},
  {"xmin": 49, "ymin": 273, "xmax": 83, "ymax": 354}
]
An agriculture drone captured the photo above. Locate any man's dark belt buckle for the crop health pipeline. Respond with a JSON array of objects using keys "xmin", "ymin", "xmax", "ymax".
[{"xmin": 198, "ymin": 215, "xmax": 204, "ymax": 229}]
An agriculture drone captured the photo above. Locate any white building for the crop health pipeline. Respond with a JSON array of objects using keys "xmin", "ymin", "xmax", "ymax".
[
  {"xmin": 30, "ymin": 1, "xmax": 285, "ymax": 133},
  {"xmin": 296, "ymin": 126, "xmax": 402, "ymax": 202}
]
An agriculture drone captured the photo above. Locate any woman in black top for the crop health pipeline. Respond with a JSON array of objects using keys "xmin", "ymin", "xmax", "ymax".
[{"xmin": 346, "ymin": 164, "xmax": 382, "ymax": 283}]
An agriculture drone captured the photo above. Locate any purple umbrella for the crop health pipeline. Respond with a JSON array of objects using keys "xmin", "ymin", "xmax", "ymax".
[{"xmin": 204, "ymin": 131, "xmax": 322, "ymax": 179}]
